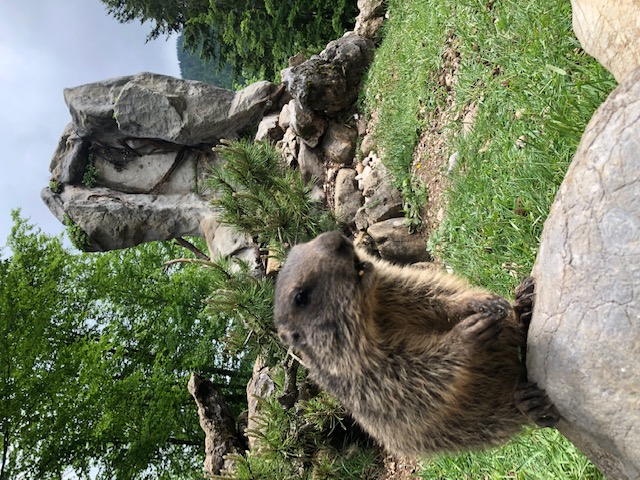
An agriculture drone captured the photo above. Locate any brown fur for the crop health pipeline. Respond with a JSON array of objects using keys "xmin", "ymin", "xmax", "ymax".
[{"xmin": 273, "ymin": 231, "xmax": 555, "ymax": 457}]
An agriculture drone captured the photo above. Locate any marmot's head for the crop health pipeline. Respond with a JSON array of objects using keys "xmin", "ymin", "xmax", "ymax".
[{"xmin": 273, "ymin": 231, "xmax": 373, "ymax": 359}]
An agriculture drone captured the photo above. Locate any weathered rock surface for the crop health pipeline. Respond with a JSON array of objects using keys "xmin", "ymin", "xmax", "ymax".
[
  {"xmin": 246, "ymin": 356, "xmax": 275, "ymax": 451},
  {"xmin": 45, "ymin": 73, "xmax": 284, "ymax": 253},
  {"xmin": 255, "ymin": 112, "xmax": 284, "ymax": 143},
  {"xmin": 289, "ymin": 100, "xmax": 327, "ymax": 148},
  {"xmin": 334, "ymin": 168, "xmax": 362, "ymax": 224},
  {"xmin": 571, "ymin": 0, "xmax": 640, "ymax": 83},
  {"xmin": 282, "ymin": 34, "xmax": 375, "ymax": 116},
  {"xmin": 354, "ymin": 0, "xmax": 385, "ymax": 40},
  {"xmin": 354, "ymin": 156, "xmax": 404, "ymax": 230},
  {"xmin": 367, "ymin": 218, "xmax": 431, "ymax": 264},
  {"xmin": 321, "ymin": 123, "xmax": 357, "ymax": 164},
  {"xmin": 529, "ymin": 66, "xmax": 640, "ymax": 480}
]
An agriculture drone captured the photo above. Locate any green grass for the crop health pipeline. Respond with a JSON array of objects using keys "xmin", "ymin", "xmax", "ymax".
[
  {"xmin": 420, "ymin": 428, "xmax": 602, "ymax": 479},
  {"xmin": 362, "ymin": 0, "xmax": 616, "ymax": 477}
]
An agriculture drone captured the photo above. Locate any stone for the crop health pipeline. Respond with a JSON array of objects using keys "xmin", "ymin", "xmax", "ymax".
[
  {"xmin": 321, "ymin": 123, "xmax": 357, "ymax": 165},
  {"xmin": 289, "ymin": 99, "xmax": 327, "ymax": 148},
  {"xmin": 246, "ymin": 356, "xmax": 275, "ymax": 451},
  {"xmin": 360, "ymin": 132, "xmax": 375, "ymax": 157},
  {"xmin": 355, "ymin": 156, "xmax": 404, "ymax": 230},
  {"xmin": 255, "ymin": 112, "xmax": 283, "ymax": 142},
  {"xmin": 278, "ymin": 101, "xmax": 292, "ymax": 130},
  {"xmin": 354, "ymin": 16, "xmax": 384, "ymax": 40},
  {"xmin": 282, "ymin": 35, "xmax": 375, "ymax": 116},
  {"xmin": 528, "ymin": 66, "xmax": 640, "ymax": 480},
  {"xmin": 334, "ymin": 168, "xmax": 363, "ymax": 224},
  {"xmin": 571, "ymin": 0, "xmax": 640, "ymax": 83},
  {"xmin": 298, "ymin": 143, "xmax": 325, "ymax": 186},
  {"xmin": 367, "ymin": 218, "xmax": 431, "ymax": 264},
  {"xmin": 65, "ymin": 73, "xmax": 283, "ymax": 146},
  {"xmin": 46, "ymin": 74, "xmax": 287, "ymax": 254}
]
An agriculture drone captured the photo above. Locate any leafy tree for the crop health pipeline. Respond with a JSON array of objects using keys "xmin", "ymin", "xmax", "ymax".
[
  {"xmin": 0, "ymin": 212, "xmax": 249, "ymax": 479},
  {"xmin": 177, "ymin": 32, "xmax": 240, "ymax": 90},
  {"xmin": 101, "ymin": 0, "xmax": 358, "ymax": 79}
]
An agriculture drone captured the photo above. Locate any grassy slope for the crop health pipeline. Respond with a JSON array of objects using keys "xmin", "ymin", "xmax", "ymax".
[{"xmin": 362, "ymin": 0, "xmax": 615, "ymax": 478}]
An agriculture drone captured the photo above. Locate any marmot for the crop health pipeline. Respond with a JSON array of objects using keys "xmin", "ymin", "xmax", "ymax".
[{"xmin": 273, "ymin": 231, "xmax": 557, "ymax": 457}]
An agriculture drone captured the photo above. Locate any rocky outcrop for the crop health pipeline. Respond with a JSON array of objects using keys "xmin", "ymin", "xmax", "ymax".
[
  {"xmin": 571, "ymin": 0, "xmax": 640, "ymax": 83},
  {"xmin": 528, "ymin": 66, "xmax": 640, "ymax": 480},
  {"xmin": 43, "ymin": 72, "xmax": 283, "ymax": 253}
]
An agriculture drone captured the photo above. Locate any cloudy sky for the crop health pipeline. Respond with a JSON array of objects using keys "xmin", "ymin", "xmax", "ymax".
[{"xmin": 0, "ymin": 1, "xmax": 181, "ymax": 247}]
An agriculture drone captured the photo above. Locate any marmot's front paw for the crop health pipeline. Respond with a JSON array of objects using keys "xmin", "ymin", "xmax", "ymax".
[
  {"xmin": 514, "ymin": 382, "xmax": 559, "ymax": 427},
  {"xmin": 513, "ymin": 276, "xmax": 535, "ymax": 327},
  {"xmin": 456, "ymin": 296, "xmax": 510, "ymax": 349}
]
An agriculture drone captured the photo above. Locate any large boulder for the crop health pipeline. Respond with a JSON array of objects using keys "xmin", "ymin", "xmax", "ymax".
[
  {"xmin": 282, "ymin": 34, "xmax": 375, "ymax": 116},
  {"xmin": 571, "ymin": 0, "xmax": 640, "ymax": 83},
  {"xmin": 529, "ymin": 66, "xmax": 640, "ymax": 479},
  {"xmin": 45, "ymin": 73, "xmax": 284, "ymax": 254}
]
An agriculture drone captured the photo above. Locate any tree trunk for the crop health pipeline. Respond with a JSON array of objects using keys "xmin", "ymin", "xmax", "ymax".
[{"xmin": 188, "ymin": 373, "xmax": 243, "ymax": 475}]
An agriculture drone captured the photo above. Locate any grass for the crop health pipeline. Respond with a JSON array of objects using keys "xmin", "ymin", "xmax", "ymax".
[{"xmin": 361, "ymin": 0, "xmax": 616, "ymax": 477}]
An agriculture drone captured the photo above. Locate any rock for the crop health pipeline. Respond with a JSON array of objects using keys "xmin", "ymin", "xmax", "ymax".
[
  {"xmin": 282, "ymin": 35, "xmax": 375, "ymax": 116},
  {"xmin": 528, "ymin": 66, "xmax": 640, "ymax": 480},
  {"xmin": 246, "ymin": 356, "xmax": 275, "ymax": 451},
  {"xmin": 355, "ymin": 156, "xmax": 404, "ymax": 230},
  {"xmin": 360, "ymin": 132, "xmax": 375, "ymax": 157},
  {"xmin": 571, "ymin": 0, "xmax": 640, "ymax": 83},
  {"xmin": 321, "ymin": 123, "xmax": 357, "ymax": 164},
  {"xmin": 187, "ymin": 373, "xmax": 242, "ymax": 475},
  {"xmin": 278, "ymin": 101, "xmax": 292, "ymax": 130},
  {"xmin": 367, "ymin": 218, "xmax": 431, "ymax": 264},
  {"xmin": 255, "ymin": 112, "xmax": 283, "ymax": 142},
  {"xmin": 357, "ymin": 0, "xmax": 385, "ymax": 19},
  {"xmin": 355, "ymin": 16, "xmax": 384, "ymax": 40},
  {"xmin": 289, "ymin": 100, "xmax": 327, "ymax": 148},
  {"xmin": 279, "ymin": 128, "xmax": 299, "ymax": 166},
  {"xmin": 65, "ymin": 73, "xmax": 282, "ymax": 146},
  {"xmin": 298, "ymin": 143, "xmax": 325, "ymax": 186},
  {"xmin": 41, "ymin": 185, "xmax": 213, "ymax": 252},
  {"xmin": 334, "ymin": 169, "xmax": 363, "ymax": 224},
  {"xmin": 200, "ymin": 217, "xmax": 258, "ymax": 267},
  {"xmin": 46, "ymin": 74, "xmax": 288, "ymax": 253}
]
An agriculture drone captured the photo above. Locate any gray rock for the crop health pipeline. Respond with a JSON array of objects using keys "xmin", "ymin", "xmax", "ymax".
[
  {"xmin": 282, "ymin": 35, "xmax": 375, "ymax": 116},
  {"xmin": 298, "ymin": 143, "xmax": 325, "ymax": 186},
  {"xmin": 367, "ymin": 218, "xmax": 431, "ymax": 264},
  {"xmin": 334, "ymin": 168, "xmax": 363, "ymax": 224},
  {"xmin": 289, "ymin": 99, "xmax": 327, "ymax": 148},
  {"xmin": 321, "ymin": 123, "xmax": 357, "ymax": 165},
  {"xmin": 255, "ymin": 112, "xmax": 284, "ymax": 142},
  {"xmin": 529, "ymin": 66, "xmax": 640, "ymax": 480},
  {"xmin": 246, "ymin": 356, "xmax": 275, "ymax": 451},
  {"xmin": 278, "ymin": 101, "xmax": 292, "ymax": 130},
  {"xmin": 571, "ymin": 0, "xmax": 640, "ymax": 83},
  {"xmin": 65, "ymin": 73, "xmax": 282, "ymax": 146},
  {"xmin": 355, "ymin": 157, "xmax": 404, "ymax": 230},
  {"xmin": 46, "ymin": 74, "xmax": 286, "ymax": 254}
]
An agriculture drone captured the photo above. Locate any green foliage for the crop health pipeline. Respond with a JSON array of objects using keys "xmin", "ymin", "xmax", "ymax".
[
  {"xmin": 177, "ymin": 32, "xmax": 241, "ymax": 90},
  {"xmin": 420, "ymin": 428, "xmax": 603, "ymax": 479},
  {"xmin": 204, "ymin": 257, "xmax": 285, "ymax": 366},
  {"xmin": 101, "ymin": 0, "xmax": 358, "ymax": 79},
  {"xmin": 49, "ymin": 180, "xmax": 61, "ymax": 193},
  {"xmin": 0, "ymin": 211, "xmax": 240, "ymax": 479},
  {"xmin": 82, "ymin": 152, "xmax": 98, "ymax": 188},
  {"xmin": 63, "ymin": 214, "xmax": 91, "ymax": 250},
  {"xmin": 216, "ymin": 389, "xmax": 381, "ymax": 480},
  {"xmin": 208, "ymin": 140, "xmax": 336, "ymax": 258}
]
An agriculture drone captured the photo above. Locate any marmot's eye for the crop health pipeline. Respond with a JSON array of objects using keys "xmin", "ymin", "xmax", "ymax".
[{"xmin": 294, "ymin": 289, "xmax": 309, "ymax": 307}]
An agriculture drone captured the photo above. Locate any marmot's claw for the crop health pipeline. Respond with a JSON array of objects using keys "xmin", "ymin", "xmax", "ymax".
[
  {"xmin": 514, "ymin": 382, "xmax": 559, "ymax": 427},
  {"xmin": 457, "ymin": 297, "xmax": 510, "ymax": 349}
]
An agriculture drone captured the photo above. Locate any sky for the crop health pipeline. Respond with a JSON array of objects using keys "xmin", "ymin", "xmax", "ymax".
[{"xmin": 0, "ymin": 1, "xmax": 181, "ymax": 247}]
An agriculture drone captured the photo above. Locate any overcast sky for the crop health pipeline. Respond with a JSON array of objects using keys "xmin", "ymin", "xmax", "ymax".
[{"xmin": 0, "ymin": 1, "xmax": 181, "ymax": 247}]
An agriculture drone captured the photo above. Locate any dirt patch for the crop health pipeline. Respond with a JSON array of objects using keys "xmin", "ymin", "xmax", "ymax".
[
  {"xmin": 412, "ymin": 32, "xmax": 473, "ymax": 241},
  {"xmin": 377, "ymin": 454, "xmax": 421, "ymax": 480}
]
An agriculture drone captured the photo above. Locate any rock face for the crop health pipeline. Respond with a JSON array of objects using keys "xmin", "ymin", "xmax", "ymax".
[
  {"xmin": 282, "ymin": 34, "xmax": 375, "ymax": 116},
  {"xmin": 529, "ymin": 66, "xmax": 640, "ymax": 480},
  {"xmin": 43, "ymin": 72, "xmax": 283, "ymax": 253},
  {"xmin": 571, "ymin": 0, "xmax": 640, "ymax": 83}
]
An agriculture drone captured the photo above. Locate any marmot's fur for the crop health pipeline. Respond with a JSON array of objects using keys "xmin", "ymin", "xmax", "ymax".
[{"xmin": 274, "ymin": 231, "xmax": 556, "ymax": 457}]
